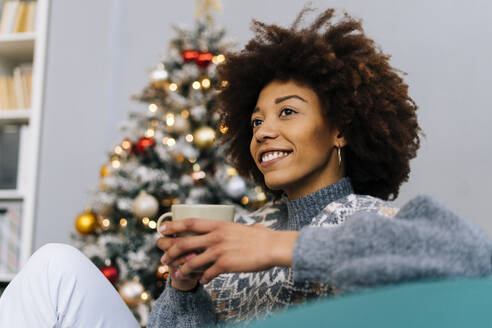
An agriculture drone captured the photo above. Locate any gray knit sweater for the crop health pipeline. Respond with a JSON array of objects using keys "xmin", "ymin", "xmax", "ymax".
[{"xmin": 148, "ymin": 178, "xmax": 492, "ymax": 327}]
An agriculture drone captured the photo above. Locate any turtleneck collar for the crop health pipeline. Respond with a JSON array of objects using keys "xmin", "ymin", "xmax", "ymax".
[{"xmin": 284, "ymin": 177, "xmax": 354, "ymax": 230}]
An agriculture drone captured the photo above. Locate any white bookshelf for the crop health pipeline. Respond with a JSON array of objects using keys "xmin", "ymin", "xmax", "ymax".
[
  {"xmin": 0, "ymin": 0, "xmax": 49, "ymax": 283},
  {"xmin": 0, "ymin": 109, "xmax": 30, "ymax": 123},
  {"xmin": 0, "ymin": 189, "xmax": 23, "ymax": 199}
]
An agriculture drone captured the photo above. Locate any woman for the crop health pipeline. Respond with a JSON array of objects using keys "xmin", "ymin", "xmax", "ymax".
[
  {"xmin": 1, "ymin": 8, "xmax": 490, "ymax": 328},
  {"xmin": 147, "ymin": 7, "xmax": 490, "ymax": 327}
]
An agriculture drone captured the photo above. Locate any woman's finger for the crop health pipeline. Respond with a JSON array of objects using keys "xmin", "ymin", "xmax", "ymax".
[
  {"xmin": 162, "ymin": 233, "xmax": 215, "ymax": 264},
  {"xmin": 167, "ymin": 256, "xmax": 203, "ymax": 281},
  {"xmin": 156, "ymin": 236, "xmax": 176, "ymax": 251},
  {"xmin": 199, "ymin": 262, "xmax": 224, "ymax": 285},
  {"xmin": 159, "ymin": 218, "xmax": 226, "ymax": 236},
  {"xmin": 178, "ymin": 249, "xmax": 218, "ymax": 276}
]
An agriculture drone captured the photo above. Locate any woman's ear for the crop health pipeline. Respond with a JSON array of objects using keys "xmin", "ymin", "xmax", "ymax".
[{"xmin": 335, "ymin": 130, "xmax": 347, "ymax": 148}]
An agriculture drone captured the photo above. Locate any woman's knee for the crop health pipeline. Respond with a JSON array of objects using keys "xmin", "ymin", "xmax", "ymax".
[{"xmin": 30, "ymin": 243, "xmax": 85, "ymax": 268}]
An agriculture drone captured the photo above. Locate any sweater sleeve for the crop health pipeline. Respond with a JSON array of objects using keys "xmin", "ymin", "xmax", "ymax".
[
  {"xmin": 147, "ymin": 279, "xmax": 216, "ymax": 328},
  {"xmin": 292, "ymin": 195, "xmax": 492, "ymax": 292}
]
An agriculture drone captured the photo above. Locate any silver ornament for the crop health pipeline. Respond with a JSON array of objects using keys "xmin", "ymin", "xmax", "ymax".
[
  {"xmin": 225, "ymin": 176, "xmax": 247, "ymax": 199},
  {"xmin": 132, "ymin": 191, "xmax": 159, "ymax": 218}
]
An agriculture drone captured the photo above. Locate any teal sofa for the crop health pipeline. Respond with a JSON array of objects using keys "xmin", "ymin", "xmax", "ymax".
[{"xmin": 241, "ymin": 277, "xmax": 492, "ymax": 327}]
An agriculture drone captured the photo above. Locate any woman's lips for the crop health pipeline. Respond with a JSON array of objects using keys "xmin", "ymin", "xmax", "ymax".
[{"xmin": 260, "ymin": 151, "xmax": 291, "ymax": 168}]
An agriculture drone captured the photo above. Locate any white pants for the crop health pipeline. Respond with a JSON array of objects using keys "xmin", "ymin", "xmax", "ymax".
[{"xmin": 0, "ymin": 243, "xmax": 140, "ymax": 328}]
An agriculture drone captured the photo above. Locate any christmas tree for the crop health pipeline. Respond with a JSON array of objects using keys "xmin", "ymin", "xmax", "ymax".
[{"xmin": 72, "ymin": 4, "xmax": 268, "ymax": 326}]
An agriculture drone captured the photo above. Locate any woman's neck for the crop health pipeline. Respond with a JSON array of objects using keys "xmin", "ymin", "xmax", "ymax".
[
  {"xmin": 284, "ymin": 173, "xmax": 344, "ymax": 200},
  {"xmin": 284, "ymin": 177, "xmax": 353, "ymax": 230}
]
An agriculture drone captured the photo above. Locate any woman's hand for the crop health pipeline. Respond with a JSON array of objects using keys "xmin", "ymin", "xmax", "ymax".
[
  {"xmin": 156, "ymin": 219, "xmax": 299, "ymax": 285},
  {"xmin": 166, "ymin": 255, "xmax": 202, "ymax": 291}
]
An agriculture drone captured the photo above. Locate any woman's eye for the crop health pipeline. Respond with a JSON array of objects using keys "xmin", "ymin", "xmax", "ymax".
[
  {"xmin": 280, "ymin": 108, "xmax": 296, "ymax": 116},
  {"xmin": 251, "ymin": 119, "xmax": 263, "ymax": 128}
]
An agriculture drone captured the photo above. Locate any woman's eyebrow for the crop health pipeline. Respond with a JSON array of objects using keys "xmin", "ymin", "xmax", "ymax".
[
  {"xmin": 275, "ymin": 94, "xmax": 307, "ymax": 104},
  {"xmin": 253, "ymin": 94, "xmax": 308, "ymax": 114}
]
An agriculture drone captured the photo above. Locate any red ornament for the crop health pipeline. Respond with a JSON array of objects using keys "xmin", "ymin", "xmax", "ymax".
[
  {"xmin": 196, "ymin": 52, "xmax": 213, "ymax": 68},
  {"xmin": 134, "ymin": 137, "xmax": 155, "ymax": 154},
  {"xmin": 101, "ymin": 265, "xmax": 118, "ymax": 284},
  {"xmin": 182, "ymin": 50, "xmax": 199, "ymax": 62}
]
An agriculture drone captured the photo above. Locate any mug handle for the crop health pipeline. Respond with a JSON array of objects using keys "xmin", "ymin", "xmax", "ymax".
[{"xmin": 156, "ymin": 212, "xmax": 172, "ymax": 237}]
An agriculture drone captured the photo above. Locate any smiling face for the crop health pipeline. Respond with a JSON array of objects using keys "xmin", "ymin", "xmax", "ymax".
[{"xmin": 250, "ymin": 79, "xmax": 346, "ymax": 199}]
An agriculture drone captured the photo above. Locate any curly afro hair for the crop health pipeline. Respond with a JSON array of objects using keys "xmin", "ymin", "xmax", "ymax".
[{"xmin": 216, "ymin": 8, "xmax": 422, "ymax": 201}]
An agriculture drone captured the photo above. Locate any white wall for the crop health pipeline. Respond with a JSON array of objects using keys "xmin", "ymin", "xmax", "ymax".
[{"xmin": 34, "ymin": 0, "xmax": 492, "ymax": 249}]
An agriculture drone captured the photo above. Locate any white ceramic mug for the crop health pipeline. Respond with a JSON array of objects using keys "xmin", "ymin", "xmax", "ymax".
[
  {"xmin": 156, "ymin": 204, "xmax": 235, "ymax": 237},
  {"xmin": 156, "ymin": 204, "xmax": 235, "ymax": 272}
]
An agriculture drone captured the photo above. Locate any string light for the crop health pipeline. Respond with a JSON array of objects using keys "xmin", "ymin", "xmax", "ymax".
[
  {"xmin": 120, "ymin": 218, "xmax": 128, "ymax": 227},
  {"xmin": 193, "ymin": 164, "xmax": 201, "ymax": 172},
  {"xmin": 191, "ymin": 171, "xmax": 206, "ymax": 180},
  {"xmin": 114, "ymin": 146, "xmax": 123, "ymax": 154},
  {"xmin": 140, "ymin": 291, "xmax": 150, "ymax": 302},
  {"xmin": 188, "ymin": 158, "xmax": 196, "ymax": 163},
  {"xmin": 101, "ymin": 218, "xmax": 110, "ymax": 229},
  {"xmin": 212, "ymin": 54, "xmax": 226, "ymax": 64},
  {"xmin": 111, "ymin": 160, "xmax": 121, "ymax": 169},
  {"xmin": 122, "ymin": 139, "xmax": 132, "ymax": 150},
  {"xmin": 181, "ymin": 109, "xmax": 189, "ymax": 118},
  {"xmin": 148, "ymin": 220, "xmax": 157, "ymax": 229},
  {"xmin": 192, "ymin": 81, "xmax": 201, "ymax": 89},
  {"xmin": 241, "ymin": 196, "xmax": 249, "ymax": 205},
  {"xmin": 221, "ymin": 80, "xmax": 229, "ymax": 87},
  {"xmin": 166, "ymin": 113, "xmax": 175, "ymax": 126},
  {"xmin": 169, "ymin": 83, "xmax": 178, "ymax": 91},
  {"xmin": 201, "ymin": 78, "xmax": 211, "ymax": 88},
  {"xmin": 167, "ymin": 138, "xmax": 176, "ymax": 147},
  {"xmin": 145, "ymin": 129, "xmax": 155, "ymax": 138},
  {"xmin": 142, "ymin": 217, "xmax": 150, "ymax": 225},
  {"xmin": 148, "ymin": 103, "xmax": 158, "ymax": 112},
  {"xmin": 185, "ymin": 134, "xmax": 194, "ymax": 142}
]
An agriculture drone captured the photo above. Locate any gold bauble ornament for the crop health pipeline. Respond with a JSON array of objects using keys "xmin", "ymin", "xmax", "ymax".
[
  {"xmin": 193, "ymin": 126, "xmax": 216, "ymax": 149},
  {"xmin": 75, "ymin": 211, "xmax": 98, "ymax": 235},
  {"xmin": 119, "ymin": 280, "xmax": 144, "ymax": 307},
  {"xmin": 100, "ymin": 164, "xmax": 110, "ymax": 178},
  {"xmin": 251, "ymin": 192, "xmax": 267, "ymax": 209}
]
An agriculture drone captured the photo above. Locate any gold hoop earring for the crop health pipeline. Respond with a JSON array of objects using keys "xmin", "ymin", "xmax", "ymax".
[{"xmin": 337, "ymin": 146, "xmax": 342, "ymax": 168}]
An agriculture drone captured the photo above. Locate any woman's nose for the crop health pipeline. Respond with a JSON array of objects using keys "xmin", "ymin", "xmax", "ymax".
[{"xmin": 254, "ymin": 121, "xmax": 279, "ymax": 143}]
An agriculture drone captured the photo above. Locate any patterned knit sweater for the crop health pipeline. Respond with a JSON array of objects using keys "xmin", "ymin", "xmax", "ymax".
[
  {"xmin": 148, "ymin": 178, "xmax": 492, "ymax": 327},
  {"xmin": 149, "ymin": 178, "xmax": 396, "ymax": 326}
]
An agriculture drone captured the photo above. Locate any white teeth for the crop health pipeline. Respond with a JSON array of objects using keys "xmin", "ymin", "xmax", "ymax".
[{"xmin": 261, "ymin": 151, "xmax": 290, "ymax": 163}]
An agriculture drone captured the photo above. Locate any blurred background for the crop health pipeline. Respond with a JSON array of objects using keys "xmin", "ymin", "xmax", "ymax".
[
  {"xmin": 1, "ymin": 0, "xmax": 491, "ymax": 287},
  {"xmin": 38, "ymin": 0, "xmax": 492, "ymax": 246}
]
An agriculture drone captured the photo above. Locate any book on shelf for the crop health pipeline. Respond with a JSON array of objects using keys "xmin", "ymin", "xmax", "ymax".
[
  {"xmin": 0, "ymin": 63, "xmax": 32, "ymax": 110},
  {"xmin": 0, "ymin": 124, "xmax": 20, "ymax": 190},
  {"xmin": 0, "ymin": 1, "xmax": 36, "ymax": 35},
  {"xmin": 0, "ymin": 199, "xmax": 23, "ymax": 274},
  {"xmin": 16, "ymin": 124, "xmax": 30, "ymax": 193}
]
